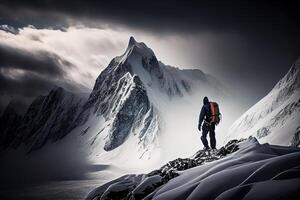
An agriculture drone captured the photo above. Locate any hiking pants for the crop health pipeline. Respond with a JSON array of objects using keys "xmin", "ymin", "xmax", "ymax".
[{"xmin": 201, "ymin": 123, "xmax": 216, "ymax": 149}]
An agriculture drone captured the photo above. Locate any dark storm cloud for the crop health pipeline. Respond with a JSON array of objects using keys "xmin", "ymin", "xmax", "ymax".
[
  {"xmin": 0, "ymin": 71, "xmax": 53, "ymax": 114},
  {"xmin": 0, "ymin": 42, "xmax": 81, "ymax": 114},
  {"xmin": 0, "ymin": 70, "xmax": 86, "ymax": 114},
  {"xmin": 0, "ymin": 43, "xmax": 72, "ymax": 77},
  {"xmin": 0, "ymin": 0, "xmax": 298, "ymax": 34}
]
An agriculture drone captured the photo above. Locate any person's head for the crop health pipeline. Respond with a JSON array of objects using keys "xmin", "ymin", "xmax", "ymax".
[{"xmin": 203, "ymin": 96, "xmax": 209, "ymax": 105}]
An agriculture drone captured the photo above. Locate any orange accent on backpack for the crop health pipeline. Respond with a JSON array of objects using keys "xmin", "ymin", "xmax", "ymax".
[{"xmin": 210, "ymin": 102, "xmax": 221, "ymax": 125}]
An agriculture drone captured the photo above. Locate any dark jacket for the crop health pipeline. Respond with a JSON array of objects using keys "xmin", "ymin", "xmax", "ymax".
[{"xmin": 198, "ymin": 97, "xmax": 211, "ymax": 130}]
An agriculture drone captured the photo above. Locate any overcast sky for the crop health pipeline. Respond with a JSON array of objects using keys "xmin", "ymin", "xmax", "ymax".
[{"xmin": 0, "ymin": 0, "xmax": 299, "ymax": 113}]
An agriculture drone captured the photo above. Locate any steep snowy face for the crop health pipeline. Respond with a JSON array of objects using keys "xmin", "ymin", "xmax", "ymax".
[
  {"xmin": 89, "ymin": 36, "xmax": 214, "ymax": 103},
  {"xmin": 85, "ymin": 37, "xmax": 157, "ymax": 115},
  {"xmin": 8, "ymin": 87, "xmax": 87, "ymax": 152},
  {"xmin": 123, "ymin": 37, "xmax": 221, "ymax": 98},
  {"xmin": 72, "ymin": 37, "xmax": 162, "ymax": 153},
  {"xmin": 227, "ymin": 57, "xmax": 300, "ymax": 146},
  {"xmin": 102, "ymin": 75, "xmax": 156, "ymax": 151}
]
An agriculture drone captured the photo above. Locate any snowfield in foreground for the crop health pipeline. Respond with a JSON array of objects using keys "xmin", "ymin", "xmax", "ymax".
[{"xmin": 86, "ymin": 137, "xmax": 300, "ymax": 200}]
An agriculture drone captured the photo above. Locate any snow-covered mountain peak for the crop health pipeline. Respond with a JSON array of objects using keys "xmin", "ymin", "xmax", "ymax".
[
  {"xmin": 126, "ymin": 36, "xmax": 155, "ymax": 58},
  {"xmin": 128, "ymin": 36, "xmax": 137, "ymax": 47},
  {"xmin": 114, "ymin": 37, "xmax": 157, "ymax": 67}
]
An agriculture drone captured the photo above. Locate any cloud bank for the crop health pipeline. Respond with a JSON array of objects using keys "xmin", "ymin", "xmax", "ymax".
[{"xmin": 0, "ymin": 26, "xmax": 134, "ymax": 112}]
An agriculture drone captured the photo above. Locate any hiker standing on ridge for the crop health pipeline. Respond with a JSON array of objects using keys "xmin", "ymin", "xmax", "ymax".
[{"xmin": 198, "ymin": 96, "xmax": 221, "ymax": 150}]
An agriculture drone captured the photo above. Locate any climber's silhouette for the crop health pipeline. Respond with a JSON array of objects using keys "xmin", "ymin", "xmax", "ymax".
[{"xmin": 198, "ymin": 96, "xmax": 221, "ymax": 150}]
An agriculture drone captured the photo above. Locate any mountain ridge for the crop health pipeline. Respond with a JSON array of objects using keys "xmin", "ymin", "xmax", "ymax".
[{"xmin": 226, "ymin": 57, "xmax": 300, "ymax": 146}]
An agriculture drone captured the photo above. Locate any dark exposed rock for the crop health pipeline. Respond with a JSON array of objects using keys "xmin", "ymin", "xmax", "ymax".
[
  {"xmin": 257, "ymin": 127, "xmax": 270, "ymax": 139},
  {"xmin": 181, "ymin": 80, "xmax": 191, "ymax": 92},
  {"xmin": 291, "ymin": 127, "xmax": 300, "ymax": 147},
  {"xmin": 104, "ymin": 76, "xmax": 150, "ymax": 150}
]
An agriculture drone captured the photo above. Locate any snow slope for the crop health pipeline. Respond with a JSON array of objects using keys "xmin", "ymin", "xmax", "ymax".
[
  {"xmin": 86, "ymin": 137, "xmax": 300, "ymax": 200},
  {"xmin": 226, "ymin": 57, "xmax": 300, "ymax": 146}
]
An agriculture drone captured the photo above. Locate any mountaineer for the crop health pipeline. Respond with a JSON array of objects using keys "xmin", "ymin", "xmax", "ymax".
[{"xmin": 198, "ymin": 96, "xmax": 221, "ymax": 150}]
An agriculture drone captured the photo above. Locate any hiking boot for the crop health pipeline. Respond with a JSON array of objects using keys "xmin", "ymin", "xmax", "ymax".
[
  {"xmin": 203, "ymin": 147, "xmax": 210, "ymax": 151},
  {"xmin": 211, "ymin": 148, "xmax": 218, "ymax": 153}
]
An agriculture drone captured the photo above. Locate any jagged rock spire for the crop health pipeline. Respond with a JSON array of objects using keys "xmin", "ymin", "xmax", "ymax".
[{"xmin": 128, "ymin": 36, "xmax": 137, "ymax": 47}]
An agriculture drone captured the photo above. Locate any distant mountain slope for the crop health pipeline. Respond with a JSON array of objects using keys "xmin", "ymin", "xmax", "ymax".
[
  {"xmin": 0, "ymin": 87, "xmax": 87, "ymax": 152},
  {"xmin": 226, "ymin": 57, "xmax": 300, "ymax": 146}
]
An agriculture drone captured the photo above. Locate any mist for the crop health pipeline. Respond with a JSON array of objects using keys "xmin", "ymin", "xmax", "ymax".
[
  {"xmin": 0, "ymin": 136, "xmax": 94, "ymax": 190},
  {"xmin": 153, "ymin": 87, "xmax": 245, "ymax": 163}
]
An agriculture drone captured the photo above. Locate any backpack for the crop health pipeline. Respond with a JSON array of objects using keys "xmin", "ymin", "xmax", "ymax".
[{"xmin": 210, "ymin": 102, "xmax": 221, "ymax": 125}]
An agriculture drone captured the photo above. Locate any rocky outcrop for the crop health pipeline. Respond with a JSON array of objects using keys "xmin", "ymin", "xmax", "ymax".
[{"xmin": 291, "ymin": 127, "xmax": 300, "ymax": 147}]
